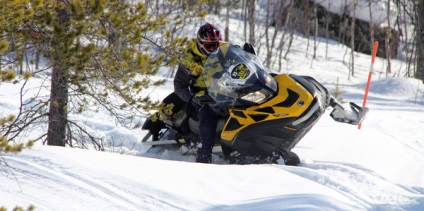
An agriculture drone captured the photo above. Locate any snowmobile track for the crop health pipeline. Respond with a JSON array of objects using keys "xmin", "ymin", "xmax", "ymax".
[
  {"xmin": 3, "ymin": 155, "xmax": 186, "ymax": 211},
  {"xmin": 279, "ymin": 161, "xmax": 424, "ymax": 210}
]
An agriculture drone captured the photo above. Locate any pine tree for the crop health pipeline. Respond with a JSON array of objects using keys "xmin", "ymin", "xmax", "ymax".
[{"xmin": 0, "ymin": 0, "xmax": 208, "ymax": 147}]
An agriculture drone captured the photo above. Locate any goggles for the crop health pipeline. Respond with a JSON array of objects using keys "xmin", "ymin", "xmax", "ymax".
[{"xmin": 199, "ymin": 41, "xmax": 220, "ymax": 53}]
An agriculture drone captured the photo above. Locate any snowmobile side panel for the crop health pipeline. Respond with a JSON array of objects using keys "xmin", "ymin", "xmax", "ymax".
[
  {"xmin": 221, "ymin": 74, "xmax": 315, "ymax": 142},
  {"xmin": 226, "ymin": 100, "xmax": 325, "ymax": 157}
]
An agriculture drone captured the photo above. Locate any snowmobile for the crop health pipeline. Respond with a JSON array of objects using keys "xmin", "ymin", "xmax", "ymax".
[{"xmin": 142, "ymin": 43, "xmax": 368, "ymax": 165}]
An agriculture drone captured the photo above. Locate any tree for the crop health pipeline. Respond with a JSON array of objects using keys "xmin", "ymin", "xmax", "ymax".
[
  {"xmin": 224, "ymin": 0, "xmax": 241, "ymax": 42},
  {"xmin": 264, "ymin": 0, "xmax": 273, "ymax": 68},
  {"xmin": 312, "ymin": 0, "xmax": 318, "ymax": 61},
  {"xmin": 301, "ymin": 0, "xmax": 311, "ymax": 55},
  {"xmin": 264, "ymin": 0, "xmax": 290, "ymax": 69},
  {"xmin": 0, "ymin": 0, "xmax": 208, "ymax": 148},
  {"xmin": 385, "ymin": 0, "xmax": 392, "ymax": 75},
  {"xmin": 416, "ymin": 0, "xmax": 424, "ymax": 81},
  {"xmin": 368, "ymin": 0, "xmax": 375, "ymax": 60},
  {"xmin": 247, "ymin": 0, "xmax": 256, "ymax": 45},
  {"xmin": 349, "ymin": 0, "xmax": 357, "ymax": 78},
  {"xmin": 395, "ymin": 0, "xmax": 414, "ymax": 77},
  {"xmin": 47, "ymin": 0, "xmax": 70, "ymax": 146}
]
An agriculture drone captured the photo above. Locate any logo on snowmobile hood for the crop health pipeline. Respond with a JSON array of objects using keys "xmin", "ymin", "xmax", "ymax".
[{"xmin": 231, "ymin": 63, "xmax": 250, "ymax": 79}]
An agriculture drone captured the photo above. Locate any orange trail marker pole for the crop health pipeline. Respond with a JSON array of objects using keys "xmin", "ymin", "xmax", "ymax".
[{"xmin": 358, "ymin": 41, "xmax": 378, "ymax": 129}]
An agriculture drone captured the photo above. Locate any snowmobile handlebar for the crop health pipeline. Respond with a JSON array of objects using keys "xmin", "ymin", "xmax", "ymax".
[{"xmin": 329, "ymin": 97, "xmax": 369, "ymax": 125}]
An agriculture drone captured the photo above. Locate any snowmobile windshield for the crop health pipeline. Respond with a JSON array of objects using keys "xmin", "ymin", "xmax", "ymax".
[{"xmin": 202, "ymin": 43, "xmax": 277, "ymax": 106}]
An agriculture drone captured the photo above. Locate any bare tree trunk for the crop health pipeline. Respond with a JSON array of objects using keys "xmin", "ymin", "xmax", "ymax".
[
  {"xmin": 19, "ymin": 57, "xmax": 23, "ymax": 75},
  {"xmin": 225, "ymin": 1, "xmax": 230, "ymax": 42},
  {"xmin": 400, "ymin": 0, "xmax": 411, "ymax": 77},
  {"xmin": 340, "ymin": 0, "xmax": 349, "ymax": 46},
  {"xmin": 368, "ymin": 1, "xmax": 375, "ymax": 56},
  {"xmin": 156, "ymin": 0, "xmax": 159, "ymax": 16},
  {"xmin": 283, "ymin": 1, "xmax": 297, "ymax": 60},
  {"xmin": 264, "ymin": 0, "xmax": 272, "ymax": 67},
  {"xmin": 16, "ymin": 47, "xmax": 25, "ymax": 74},
  {"xmin": 325, "ymin": 0, "xmax": 332, "ymax": 59},
  {"xmin": 416, "ymin": 0, "xmax": 424, "ymax": 81},
  {"xmin": 212, "ymin": 0, "xmax": 220, "ymax": 15},
  {"xmin": 35, "ymin": 50, "xmax": 40, "ymax": 70},
  {"xmin": 24, "ymin": 51, "xmax": 29, "ymax": 73},
  {"xmin": 247, "ymin": 0, "xmax": 256, "ymax": 45},
  {"xmin": 302, "ymin": 0, "xmax": 311, "ymax": 56},
  {"xmin": 349, "ymin": 0, "xmax": 357, "ymax": 78},
  {"xmin": 243, "ymin": 0, "xmax": 247, "ymax": 42},
  {"xmin": 275, "ymin": 0, "xmax": 294, "ymax": 70},
  {"xmin": 269, "ymin": 0, "xmax": 285, "ymax": 69},
  {"xmin": 47, "ymin": 0, "xmax": 70, "ymax": 146},
  {"xmin": 408, "ymin": 31, "xmax": 416, "ymax": 77},
  {"xmin": 312, "ymin": 1, "xmax": 318, "ymax": 61},
  {"xmin": 284, "ymin": 31, "xmax": 294, "ymax": 60},
  {"xmin": 385, "ymin": 0, "xmax": 392, "ymax": 76}
]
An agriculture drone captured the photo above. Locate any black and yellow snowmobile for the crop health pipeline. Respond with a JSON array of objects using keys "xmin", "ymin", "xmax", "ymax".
[{"xmin": 142, "ymin": 43, "xmax": 368, "ymax": 165}]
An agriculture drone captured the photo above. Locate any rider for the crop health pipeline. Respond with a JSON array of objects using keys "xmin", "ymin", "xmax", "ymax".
[{"xmin": 174, "ymin": 23, "xmax": 223, "ymax": 163}]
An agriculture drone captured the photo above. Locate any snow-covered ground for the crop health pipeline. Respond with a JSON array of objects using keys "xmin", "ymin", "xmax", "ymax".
[{"xmin": 1, "ymin": 2, "xmax": 424, "ymax": 210}]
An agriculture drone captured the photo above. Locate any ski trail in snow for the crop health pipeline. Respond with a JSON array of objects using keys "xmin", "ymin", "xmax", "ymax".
[
  {"xmin": 367, "ymin": 111, "xmax": 424, "ymax": 157},
  {"xmin": 2, "ymin": 155, "xmax": 184, "ymax": 211},
  {"xmin": 279, "ymin": 162, "xmax": 424, "ymax": 210}
]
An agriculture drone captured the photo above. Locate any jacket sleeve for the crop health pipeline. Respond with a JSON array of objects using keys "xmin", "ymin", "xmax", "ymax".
[{"xmin": 173, "ymin": 65, "xmax": 193, "ymax": 103}]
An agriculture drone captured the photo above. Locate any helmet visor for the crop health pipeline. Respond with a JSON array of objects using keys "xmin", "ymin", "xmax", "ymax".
[{"xmin": 200, "ymin": 41, "xmax": 220, "ymax": 53}]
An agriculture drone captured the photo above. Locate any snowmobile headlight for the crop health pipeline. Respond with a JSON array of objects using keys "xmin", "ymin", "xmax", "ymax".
[{"xmin": 240, "ymin": 89, "xmax": 271, "ymax": 104}]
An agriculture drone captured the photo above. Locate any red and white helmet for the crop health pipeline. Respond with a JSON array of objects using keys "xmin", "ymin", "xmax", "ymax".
[{"xmin": 197, "ymin": 23, "xmax": 222, "ymax": 55}]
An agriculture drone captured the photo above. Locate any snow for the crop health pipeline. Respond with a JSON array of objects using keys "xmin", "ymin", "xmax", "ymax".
[{"xmin": 2, "ymin": 3, "xmax": 424, "ymax": 211}]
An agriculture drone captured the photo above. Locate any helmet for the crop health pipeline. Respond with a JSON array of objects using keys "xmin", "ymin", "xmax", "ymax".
[{"xmin": 197, "ymin": 23, "xmax": 222, "ymax": 55}]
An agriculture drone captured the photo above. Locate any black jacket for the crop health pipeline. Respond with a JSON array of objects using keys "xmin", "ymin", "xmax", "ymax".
[
  {"xmin": 173, "ymin": 66, "xmax": 194, "ymax": 102},
  {"xmin": 173, "ymin": 39, "xmax": 207, "ymax": 102}
]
